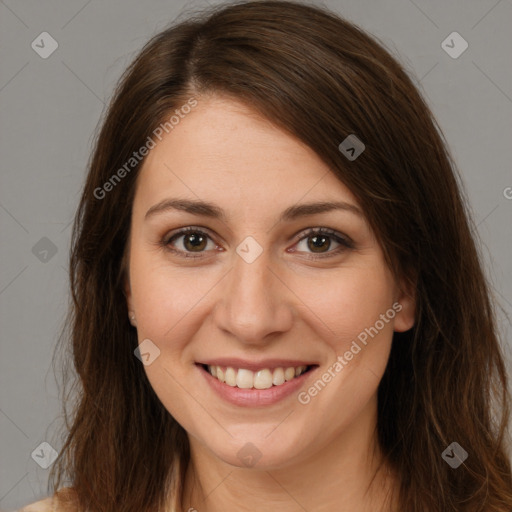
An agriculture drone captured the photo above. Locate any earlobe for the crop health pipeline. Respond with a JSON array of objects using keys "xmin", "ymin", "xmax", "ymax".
[{"xmin": 393, "ymin": 280, "xmax": 416, "ymax": 333}]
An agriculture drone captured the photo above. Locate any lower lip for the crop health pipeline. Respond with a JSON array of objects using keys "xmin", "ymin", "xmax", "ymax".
[{"xmin": 198, "ymin": 364, "xmax": 316, "ymax": 407}]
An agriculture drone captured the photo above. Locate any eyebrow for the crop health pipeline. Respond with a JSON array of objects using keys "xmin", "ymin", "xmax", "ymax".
[{"xmin": 144, "ymin": 198, "xmax": 363, "ymax": 222}]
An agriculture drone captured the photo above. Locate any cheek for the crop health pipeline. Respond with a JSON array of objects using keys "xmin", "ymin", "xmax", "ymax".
[
  {"xmin": 294, "ymin": 266, "xmax": 396, "ymax": 432},
  {"xmin": 130, "ymin": 251, "xmax": 214, "ymax": 341},
  {"xmin": 129, "ymin": 254, "xmax": 204, "ymax": 423},
  {"xmin": 294, "ymin": 262, "xmax": 396, "ymax": 353}
]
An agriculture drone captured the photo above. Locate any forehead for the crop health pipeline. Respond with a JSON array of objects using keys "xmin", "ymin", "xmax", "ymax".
[{"xmin": 133, "ymin": 95, "xmax": 359, "ymax": 216}]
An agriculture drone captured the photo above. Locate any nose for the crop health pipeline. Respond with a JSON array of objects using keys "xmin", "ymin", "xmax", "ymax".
[{"xmin": 212, "ymin": 246, "xmax": 294, "ymax": 346}]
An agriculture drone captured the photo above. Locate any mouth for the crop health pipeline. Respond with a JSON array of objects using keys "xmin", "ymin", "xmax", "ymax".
[
  {"xmin": 200, "ymin": 363, "xmax": 315, "ymax": 389},
  {"xmin": 195, "ymin": 358, "xmax": 319, "ymax": 406}
]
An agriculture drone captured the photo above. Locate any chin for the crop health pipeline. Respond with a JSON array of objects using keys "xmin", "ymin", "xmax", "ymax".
[{"xmin": 202, "ymin": 430, "xmax": 307, "ymax": 470}]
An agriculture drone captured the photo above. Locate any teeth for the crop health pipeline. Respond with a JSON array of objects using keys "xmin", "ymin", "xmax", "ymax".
[
  {"xmin": 206, "ymin": 365, "xmax": 308, "ymax": 389},
  {"xmin": 254, "ymin": 369, "xmax": 273, "ymax": 389},
  {"xmin": 284, "ymin": 367, "xmax": 296, "ymax": 381},
  {"xmin": 236, "ymin": 368, "xmax": 254, "ymax": 389},
  {"xmin": 225, "ymin": 367, "xmax": 236, "ymax": 387},
  {"xmin": 272, "ymin": 367, "xmax": 285, "ymax": 386}
]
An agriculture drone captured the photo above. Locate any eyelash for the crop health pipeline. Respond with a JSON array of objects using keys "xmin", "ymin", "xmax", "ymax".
[{"xmin": 161, "ymin": 226, "xmax": 354, "ymax": 260}]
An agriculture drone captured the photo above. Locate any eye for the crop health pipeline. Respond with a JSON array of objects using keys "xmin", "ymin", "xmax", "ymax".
[
  {"xmin": 161, "ymin": 226, "xmax": 353, "ymax": 260},
  {"xmin": 162, "ymin": 227, "xmax": 218, "ymax": 259},
  {"xmin": 291, "ymin": 227, "xmax": 353, "ymax": 259}
]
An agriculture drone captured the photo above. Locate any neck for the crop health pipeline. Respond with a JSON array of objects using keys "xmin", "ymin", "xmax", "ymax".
[{"xmin": 180, "ymin": 396, "xmax": 398, "ymax": 512}]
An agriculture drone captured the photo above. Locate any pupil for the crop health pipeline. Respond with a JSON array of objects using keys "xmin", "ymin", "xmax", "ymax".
[
  {"xmin": 185, "ymin": 233, "xmax": 206, "ymax": 251},
  {"xmin": 308, "ymin": 235, "xmax": 329, "ymax": 252}
]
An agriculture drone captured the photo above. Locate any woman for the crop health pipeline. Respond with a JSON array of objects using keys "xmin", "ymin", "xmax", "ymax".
[{"xmin": 19, "ymin": 1, "xmax": 512, "ymax": 511}]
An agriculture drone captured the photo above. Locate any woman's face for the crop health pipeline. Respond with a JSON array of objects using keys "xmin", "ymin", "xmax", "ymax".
[{"xmin": 125, "ymin": 95, "xmax": 414, "ymax": 469}]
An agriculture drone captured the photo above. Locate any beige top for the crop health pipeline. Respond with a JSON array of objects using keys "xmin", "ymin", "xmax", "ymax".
[
  {"xmin": 16, "ymin": 496, "xmax": 56, "ymax": 511},
  {"xmin": 15, "ymin": 488, "xmax": 76, "ymax": 512}
]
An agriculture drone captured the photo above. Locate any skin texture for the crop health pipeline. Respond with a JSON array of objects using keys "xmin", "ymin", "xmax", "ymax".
[{"xmin": 124, "ymin": 95, "xmax": 415, "ymax": 512}]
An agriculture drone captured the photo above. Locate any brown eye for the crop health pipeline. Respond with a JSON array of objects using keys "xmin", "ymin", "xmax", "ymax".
[
  {"xmin": 163, "ymin": 228, "xmax": 216, "ymax": 258},
  {"xmin": 307, "ymin": 234, "xmax": 332, "ymax": 253},
  {"xmin": 293, "ymin": 227, "xmax": 353, "ymax": 259},
  {"xmin": 182, "ymin": 232, "xmax": 208, "ymax": 252}
]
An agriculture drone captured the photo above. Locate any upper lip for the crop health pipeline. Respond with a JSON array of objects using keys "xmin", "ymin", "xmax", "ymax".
[{"xmin": 197, "ymin": 358, "xmax": 316, "ymax": 372}]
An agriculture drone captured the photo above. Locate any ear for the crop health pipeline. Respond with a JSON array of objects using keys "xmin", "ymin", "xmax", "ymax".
[
  {"xmin": 120, "ymin": 244, "xmax": 133, "ymax": 309},
  {"xmin": 124, "ymin": 272, "xmax": 134, "ymax": 312},
  {"xmin": 123, "ymin": 273, "xmax": 138, "ymax": 327},
  {"xmin": 393, "ymin": 277, "xmax": 416, "ymax": 333}
]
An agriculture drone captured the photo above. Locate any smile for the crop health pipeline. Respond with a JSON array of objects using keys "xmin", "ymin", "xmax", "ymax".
[
  {"xmin": 197, "ymin": 360, "xmax": 318, "ymax": 407},
  {"xmin": 204, "ymin": 364, "xmax": 311, "ymax": 389}
]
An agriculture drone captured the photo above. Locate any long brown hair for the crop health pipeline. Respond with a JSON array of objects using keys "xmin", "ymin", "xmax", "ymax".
[{"xmin": 48, "ymin": 1, "xmax": 512, "ymax": 510}]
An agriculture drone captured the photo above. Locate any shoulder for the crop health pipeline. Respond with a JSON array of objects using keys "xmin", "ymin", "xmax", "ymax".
[
  {"xmin": 17, "ymin": 488, "xmax": 78, "ymax": 512},
  {"xmin": 17, "ymin": 496, "xmax": 54, "ymax": 512}
]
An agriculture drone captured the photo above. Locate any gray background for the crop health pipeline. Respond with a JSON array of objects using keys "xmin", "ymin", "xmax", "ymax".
[{"xmin": 1, "ymin": 0, "xmax": 511, "ymax": 510}]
